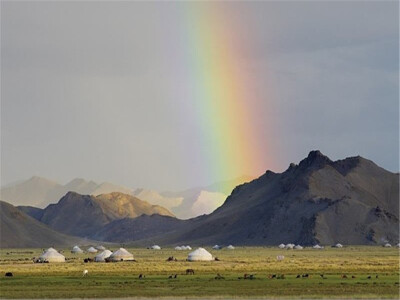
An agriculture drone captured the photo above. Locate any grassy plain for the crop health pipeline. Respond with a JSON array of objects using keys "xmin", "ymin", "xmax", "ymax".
[{"xmin": 0, "ymin": 246, "xmax": 399, "ymax": 299}]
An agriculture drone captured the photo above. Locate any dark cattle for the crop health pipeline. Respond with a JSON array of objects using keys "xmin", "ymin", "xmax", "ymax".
[
  {"xmin": 186, "ymin": 269, "xmax": 195, "ymax": 275},
  {"xmin": 341, "ymin": 274, "xmax": 347, "ymax": 279},
  {"xmin": 296, "ymin": 275, "xmax": 301, "ymax": 278},
  {"xmin": 320, "ymin": 274, "xmax": 325, "ymax": 278},
  {"xmin": 168, "ymin": 275, "xmax": 173, "ymax": 279},
  {"xmin": 174, "ymin": 274, "xmax": 178, "ymax": 279},
  {"xmin": 376, "ymin": 275, "xmax": 379, "ymax": 279},
  {"xmin": 138, "ymin": 274, "xmax": 145, "ymax": 279},
  {"xmin": 215, "ymin": 257, "xmax": 220, "ymax": 261},
  {"xmin": 5, "ymin": 272, "xmax": 13, "ymax": 277},
  {"xmin": 367, "ymin": 276, "xmax": 371, "ymax": 279},
  {"xmin": 352, "ymin": 275, "xmax": 356, "ymax": 279},
  {"xmin": 302, "ymin": 274, "xmax": 309, "ymax": 278},
  {"xmin": 84, "ymin": 258, "xmax": 93, "ymax": 263},
  {"xmin": 244, "ymin": 274, "xmax": 255, "ymax": 280}
]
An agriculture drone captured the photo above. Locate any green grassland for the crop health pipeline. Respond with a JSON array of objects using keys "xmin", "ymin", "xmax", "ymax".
[{"xmin": 0, "ymin": 246, "xmax": 399, "ymax": 299}]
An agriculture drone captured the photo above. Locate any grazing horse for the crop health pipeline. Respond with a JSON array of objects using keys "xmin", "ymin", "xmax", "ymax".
[{"xmin": 186, "ymin": 269, "xmax": 195, "ymax": 275}]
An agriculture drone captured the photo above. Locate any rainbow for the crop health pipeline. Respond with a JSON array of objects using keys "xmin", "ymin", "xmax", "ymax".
[{"xmin": 178, "ymin": 2, "xmax": 278, "ymax": 181}]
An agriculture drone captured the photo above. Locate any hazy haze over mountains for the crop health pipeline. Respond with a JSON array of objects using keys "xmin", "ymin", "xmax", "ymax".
[
  {"xmin": 0, "ymin": 177, "xmax": 133, "ymax": 208},
  {"xmin": 2, "ymin": 176, "xmax": 252, "ymax": 218}
]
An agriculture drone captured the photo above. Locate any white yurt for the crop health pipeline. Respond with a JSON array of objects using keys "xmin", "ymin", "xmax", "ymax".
[
  {"xmin": 87, "ymin": 247, "xmax": 98, "ymax": 253},
  {"xmin": 227, "ymin": 245, "xmax": 235, "ymax": 250},
  {"xmin": 151, "ymin": 245, "xmax": 161, "ymax": 250},
  {"xmin": 397, "ymin": 243, "xmax": 400, "ymax": 248},
  {"xmin": 175, "ymin": 246, "xmax": 183, "ymax": 250},
  {"xmin": 313, "ymin": 244, "xmax": 323, "ymax": 249},
  {"xmin": 96, "ymin": 245, "xmax": 106, "ymax": 251},
  {"xmin": 71, "ymin": 245, "xmax": 83, "ymax": 253},
  {"xmin": 38, "ymin": 248, "xmax": 65, "ymax": 263},
  {"xmin": 334, "ymin": 243, "xmax": 343, "ymax": 248},
  {"xmin": 278, "ymin": 244, "xmax": 285, "ymax": 249},
  {"xmin": 285, "ymin": 243, "xmax": 295, "ymax": 249},
  {"xmin": 294, "ymin": 245, "xmax": 303, "ymax": 250},
  {"xmin": 212, "ymin": 245, "xmax": 221, "ymax": 250},
  {"xmin": 384, "ymin": 243, "xmax": 392, "ymax": 248},
  {"xmin": 108, "ymin": 248, "xmax": 134, "ymax": 261},
  {"xmin": 94, "ymin": 250, "xmax": 113, "ymax": 262},
  {"xmin": 185, "ymin": 245, "xmax": 192, "ymax": 250},
  {"xmin": 187, "ymin": 248, "xmax": 213, "ymax": 261}
]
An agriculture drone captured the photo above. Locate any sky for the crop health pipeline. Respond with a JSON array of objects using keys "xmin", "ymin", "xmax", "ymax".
[{"xmin": 1, "ymin": 1, "xmax": 398, "ymax": 191}]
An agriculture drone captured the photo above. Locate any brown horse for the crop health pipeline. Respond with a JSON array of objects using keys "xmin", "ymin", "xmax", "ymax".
[{"xmin": 186, "ymin": 269, "xmax": 195, "ymax": 275}]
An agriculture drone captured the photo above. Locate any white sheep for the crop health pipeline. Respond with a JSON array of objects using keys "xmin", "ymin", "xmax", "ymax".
[{"xmin": 83, "ymin": 269, "xmax": 88, "ymax": 277}]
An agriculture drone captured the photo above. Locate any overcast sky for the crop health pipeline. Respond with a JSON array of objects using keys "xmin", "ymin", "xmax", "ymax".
[{"xmin": 1, "ymin": 1, "xmax": 398, "ymax": 191}]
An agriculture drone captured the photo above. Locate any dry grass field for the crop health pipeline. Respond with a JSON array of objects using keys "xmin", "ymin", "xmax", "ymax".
[{"xmin": 0, "ymin": 246, "xmax": 399, "ymax": 299}]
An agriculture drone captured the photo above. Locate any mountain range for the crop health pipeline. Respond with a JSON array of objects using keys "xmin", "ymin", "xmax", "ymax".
[
  {"xmin": 1, "ymin": 176, "xmax": 251, "ymax": 218},
  {"xmin": 0, "ymin": 177, "xmax": 132, "ymax": 208},
  {"xmin": 1, "ymin": 151, "xmax": 398, "ymax": 247},
  {"xmin": 19, "ymin": 192, "xmax": 174, "ymax": 238},
  {"xmin": 142, "ymin": 151, "xmax": 398, "ymax": 246}
]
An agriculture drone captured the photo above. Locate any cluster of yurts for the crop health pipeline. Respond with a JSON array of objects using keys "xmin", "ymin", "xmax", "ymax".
[{"xmin": 36, "ymin": 244, "xmax": 236, "ymax": 263}]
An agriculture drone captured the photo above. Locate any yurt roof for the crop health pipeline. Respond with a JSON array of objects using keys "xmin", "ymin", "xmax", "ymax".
[
  {"xmin": 87, "ymin": 247, "xmax": 98, "ymax": 253},
  {"xmin": 39, "ymin": 248, "xmax": 65, "ymax": 262},
  {"xmin": 109, "ymin": 248, "xmax": 134, "ymax": 261},
  {"xmin": 71, "ymin": 245, "xmax": 83, "ymax": 253},
  {"xmin": 95, "ymin": 250, "xmax": 113, "ymax": 262},
  {"xmin": 187, "ymin": 247, "xmax": 213, "ymax": 261}
]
